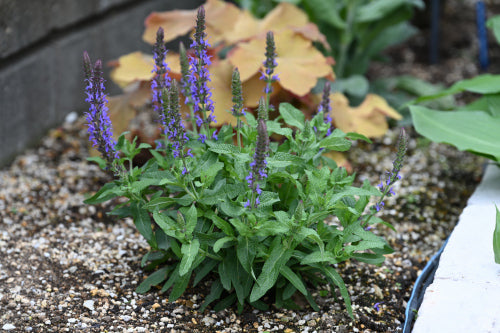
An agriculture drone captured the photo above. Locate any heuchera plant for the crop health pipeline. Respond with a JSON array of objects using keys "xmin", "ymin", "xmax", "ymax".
[{"xmin": 83, "ymin": 7, "xmax": 407, "ymax": 317}]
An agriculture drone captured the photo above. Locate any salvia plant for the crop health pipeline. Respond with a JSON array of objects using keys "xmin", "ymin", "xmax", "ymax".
[{"xmin": 83, "ymin": 7, "xmax": 407, "ymax": 317}]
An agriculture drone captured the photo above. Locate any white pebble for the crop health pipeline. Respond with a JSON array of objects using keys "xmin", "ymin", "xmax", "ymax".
[
  {"xmin": 2, "ymin": 324, "xmax": 16, "ymax": 331},
  {"xmin": 83, "ymin": 300, "xmax": 94, "ymax": 311}
]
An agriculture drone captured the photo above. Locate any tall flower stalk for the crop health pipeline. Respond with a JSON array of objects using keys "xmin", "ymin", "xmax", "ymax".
[
  {"xmin": 364, "ymin": 129, "xmax": 408, "ymax": 226},
  {"xmin": 231, "ymin": 68, "xmax": 245, "ymax": 148},
  {"xmin": 179, "ymin": 41, "xmax": 197, "ymax": 134},
  {"xmin": 151, "ymin": 27, "xmax": 171, "ymax": 129},
  {"xmin": 187, "ymin": 6, "xmax": 216, "ymax": 142},
  {"xmin": 245, "ymin": 118, "xmax": 269, "ymax": 209},
  {"xmin": 318, "ymin": 81, "xmax": 333, "ymax": 136},
  {"xmin": 161, "ymin": 82, "xmax": 193, "ymax": 175},
  {"xmin": 83, "ymin": 51, "xmax": 117, "ymax": 169},
  {"xmin": 261, "ymin": 31, "xmax": 279, "ymax": 113}
]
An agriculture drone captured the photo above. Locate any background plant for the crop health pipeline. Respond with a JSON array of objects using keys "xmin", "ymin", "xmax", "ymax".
[
  {"xmin": 408, "ymin": 15, "xmax": 500, "ymax": 163},
  {"xmin": 105, "ymin": 0, "xmax": 403, "ymax": 144},
  {"xmin": 83, "ymin": 7, "xmax": 407, "ymax": 317}
]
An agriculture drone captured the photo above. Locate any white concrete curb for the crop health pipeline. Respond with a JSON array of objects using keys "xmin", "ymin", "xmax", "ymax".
[{"xmin": 412, "ymin": 164, "xmax": 500, "ymax": 332}]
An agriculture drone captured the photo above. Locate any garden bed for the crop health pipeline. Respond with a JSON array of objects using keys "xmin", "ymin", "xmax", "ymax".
[{"xmin": 0, "ymin": 117, "xmax": 483, "ymax": 332}]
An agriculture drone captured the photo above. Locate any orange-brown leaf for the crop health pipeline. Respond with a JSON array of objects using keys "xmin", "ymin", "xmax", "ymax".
[
  {"xmin": 229, "ymin": 30, "xmax": 333, "ymax": 96},
  {"xmin": 330, "ymin": 93, "xmax": 402, "ymax": 138},
  {"xmin": 208, "ymin": 59, "xmax": 236, "ymax": 125},
  {"xmin": 260, "ymin": 3, "xmax": 309, "ymax": 32},
  {"xmin": 110, "ymin": 51, "xmax": 180, "ymax": 88}
]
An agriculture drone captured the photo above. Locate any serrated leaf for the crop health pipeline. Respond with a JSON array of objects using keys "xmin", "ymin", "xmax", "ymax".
[
  {"xmin": 144, "ymin": 197, "xmax": 176, "ymax": 210},
  {"xmin": 131, "ymin": 203, "xmax": 154, "ymax": 243},
  {"xmin": 204, "ymin": 210, "xmax": 234, "ymax": 236},
  {"xmin": 84, "ymin": 182, "xmax": 122, "ymax": 204},
  {"xmin": 179, "ymin": 239, "xmax": 200, "ymax": 276},
  {"xmin": 321, "ymin": 266, "xmax": 353, "ymax": 319},
  {"xmin": 153, "ymin": 210, "xmax": 178, "ymax": 238},
  {"xmin": 279, "ymin": 103, "xmax": 305, "ymax": 130},
  {"xmin": 250, "ymin": 239, "xmax": 293, "ymax": 302},
  {"xmin": 300, "ymin": 251, "xmax": 338, "ymax": 265},
  {"xmin": 181, "ymin": 204, "xmax": 198, "ymax": 237},
  {"xmin": 279, "ymin": 265, "xmax": 307, "ymax": 296},
  {"xmin": 207, "ymin": 142, "xmax": 241, "ymax": 155},
  {"xmin": 257, "ymin": 191, "xmax": 281, "ymax": 208},
  {"xmin": 266, "ymin": 120, "xmax": 293, "ymax": 138},
  {"xmin": 237, "ymin": 236, "xmax": 256, "ymax": 274}
]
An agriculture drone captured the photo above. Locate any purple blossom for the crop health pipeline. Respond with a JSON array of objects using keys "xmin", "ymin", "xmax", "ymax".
[
  {"xmin": 187, "ymin": 6, "xmax": 216, "ymax": 135},
  {"xmin": 372, "ymin": 129, "xmax": 408, "ymax": 212},
  {"xmin": 162, "ymin": 82, "xmax": 189, "ymax": 159},
  {"xmin": 83, "ymin": 52, "xmax": 117, "ymax": 167},
  {"xmin": 374, "ymin": 302, "xmax": 383, "ymax": 312},
  {"xmin": 318, "ymin": 81, "xmax": 333, "ymax": 136},
  {"xmin": 261, "ymin": 31, "xmax": 279, "ymax": 95},
  {"xmin": 151, "ymin": 27, "xmax": 171, "ymax": 127},
  {"xmin": 246, "ymin": 119, "xmax": 269, "ymax": 209}
]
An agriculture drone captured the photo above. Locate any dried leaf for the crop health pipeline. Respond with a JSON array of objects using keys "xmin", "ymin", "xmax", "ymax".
[
  {"xmin": 208, "ymin": 59, "xmax": 236, "ymax": 125},
  {"xmin": 143, "ymin": 0, "xmax": 240, "ymax": 45},
  {"xmin": 330, "ymin": 93, "xmax": 402, "ymax": 138},
  {"xmin": 229, "ymin": 30, "xmax": 333, "ymax": 96},
  {"xmin": 291, "ymin": 23, "xmax": 330, "ymax": 51},
  {"xmin": 242, "ymin": 73, "xmax": 280, "ymax": 108},
  {"xmin": 110, "ymin": 51, "xmax": 181, "ymax": 88},
  {"xmin": 260, "ymin": 3, "xmax": 309, "ymax": 32}
]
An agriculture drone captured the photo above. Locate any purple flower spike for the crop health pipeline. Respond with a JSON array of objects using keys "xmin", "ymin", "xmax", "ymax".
[
  {"xmin": 373, "ymin": 129, "xmax": 408, "ymax": 212},
  {"xmin": 246, "ymin": 119, "xmax": 269, "ymax": 209},
  {"xmin": 151, "ymin": 27, "xmax": 171, "ymax": 126},
  {"xmin": 83, "ymin": 52, "xmax": 117, "ymax": 168},
  {"xmin": 187, "ymin": 6, "xmax": 216, "ymax": 132},
  {"xmin": 318, "ymin": 81, "xmax": 333, "ymax": 136},
  {"xmin": 261, "ymin": 31, "xmax": 279, "ymax": 95},
  {"xmin": 161, "ymin": 81, "xmax": 190, "ymax": 159}
]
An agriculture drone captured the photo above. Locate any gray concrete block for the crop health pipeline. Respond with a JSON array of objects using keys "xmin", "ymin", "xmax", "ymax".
[{"xmin": 0, "ymin": 0, "xmax": 203, "ymax": 166}]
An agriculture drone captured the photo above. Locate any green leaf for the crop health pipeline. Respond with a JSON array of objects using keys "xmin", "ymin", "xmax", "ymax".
[
  {"xmin": 487, "ymin": 15, "xmax": 500, "ymax": 44},
  {"xmin": 194, "ymin": 259, "xmax": 218, "ymax": 286},
  {"xmin": 214, "ymin": 236, "xmax": 235, "ymax": 253},
  {"xmin": 303, "ymin": 0, "xmax": 345, "ymax": 28},
  {"xmin": 200, "ymin": 161, "xmax": 224, "ymax": 187},
  {"xmin": 494, "ymin": 205, "xmax": 500, "ymax": 264},
  {"xmin": 413, "ymin": 74, "xmax": 500, "ymax": 104},
  {"xmin": 237, "ymin": 236, "xmax": 256, "ymax": 274},
  {"xmin": 352, "ymin": 253, "xmax": 386, "ymax": 265},
  {"xmin": 136, "ymin": 267, "xmax": 170, "ymax": 293},
  {"xmin": 321, "ymin": 266, "xmax": 353, "ymax": 319},
  {"xmin": 169, "ymin": 269, "xmax": 191, "ymax": 302},
  {"xmin": 250, "ymin": 239, "xmax": 293, "ymax": 302},
  {"xmin": 84, "ymin": 182, "xmax": 122, "ymax": 204},
  {"xmin": 331, "ymin": 75, "xmax": 369, "ymax": 97},
  {"xmin": 300, "ymin": 251, "xmax": 338, "ymax": 265},
  {"xmin": 144, "ymin": 197, "xmax": 176, "ymax": 210},
  {"xmin": 319, "ymin": 130, "xmax": 352, "ymax": 151},
  {"xmin": 357, "ymin": 0, "xmax": 419, "ymax": 22},
  {"xmin": 279, "ymin": 265, "xmax": 307, "ymax": 296},
  {"xmin": 220, "ymin": 200, "xmax": 245, "ymax": 218},
  {"xmin": 266, "ymin": 120, "xmax": 293, "ymax": 138},
  {"xmin": 345, "ymin": 132, "xmax": 372, "ymax": 143},
  {"xmin": 131, "ymin": 203, "xmax": 154, "ymax": 243},
  {"xmin": 86, "ymin": 156, "xmax": 107, "ymax": 169},
  {"xmin": 410, "ymin": 106, "xmax": 500, "ymax": 162},
  {"xmin": 203, "ymin": 210, "xmax": 234, "ymax": 236},
  {"xmin": 207, "ymin": 143, "xmax": 241, "ymax": 155},
  {"xmin": 279, "ymin": 103, "xmax": 305, "ymax": 130},
  {"xmin": 257, "ymin": 191, "xmax": 280, "ymax": 208},
  {"xmin": 153, "ymin": 210, "xmax": 178, "ymax": 238},
  {"xmin": 181, "ymin": 204, "xmax": 198, "ymax": 237},
  {"xmin": 199, "ymin": 279, "xmax": 223, "ymax": 311},
  {"xmin": 179, "ymin": 239, "xmax": 200, "ymax": 276}
]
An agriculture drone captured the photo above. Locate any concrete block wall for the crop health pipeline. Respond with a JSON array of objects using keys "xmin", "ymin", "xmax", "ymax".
[{"xmin": 0, "ymin": 0, "xmax": 202, "ymax": 166}]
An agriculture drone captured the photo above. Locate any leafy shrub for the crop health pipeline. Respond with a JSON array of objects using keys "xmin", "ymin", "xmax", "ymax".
[{"xmin": 83, "ymin": 7, "xmax": 407, "ymax": 317}]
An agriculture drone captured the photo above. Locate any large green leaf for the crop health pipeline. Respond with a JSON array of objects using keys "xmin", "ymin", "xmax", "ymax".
[
  {"xmin": 412, "ymin": 75, "xmax": 500, "ymax": 103},
  {"xmin": 410, "ymin": 106, "xmax": 500, "ymax": 162},
  {"xmin": 131, "ymin": 203, "xmax": 154, "ymax": 244},
  {"xmin": 487, "ymin": 15, "xmax": 500, "ymax": 45}
]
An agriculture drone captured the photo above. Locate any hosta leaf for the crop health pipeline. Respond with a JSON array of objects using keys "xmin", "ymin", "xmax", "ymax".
[{"xmin": 410, "ymin": 106, "xmax": 500, "ymax": 162}]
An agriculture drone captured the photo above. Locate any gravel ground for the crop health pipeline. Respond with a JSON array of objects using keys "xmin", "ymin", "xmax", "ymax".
[
  {"xmin": 0, "ymin": 2, "xmax": 490, "ymax": 331},
  {"xmin": 0, "ymin": 115, "xmax": 484, "ymax": 332}
]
